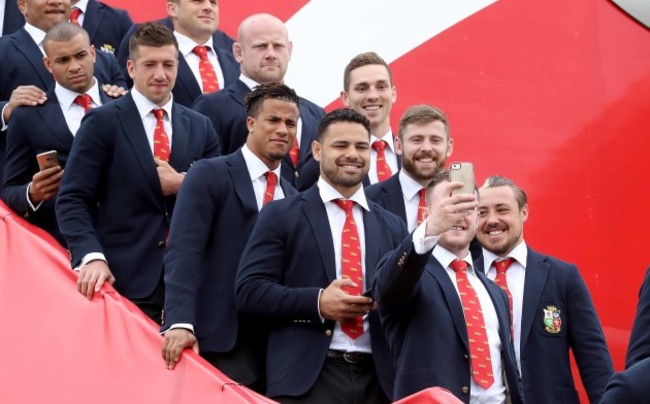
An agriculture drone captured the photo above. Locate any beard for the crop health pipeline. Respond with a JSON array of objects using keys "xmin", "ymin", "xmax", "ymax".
[
  {"xmin": 401, "ymin": 149, "xmax": 446, "ymax": 182},
  {"xmin": 321, "ymin": 156, "xmax": 369, "ymax": 188}
]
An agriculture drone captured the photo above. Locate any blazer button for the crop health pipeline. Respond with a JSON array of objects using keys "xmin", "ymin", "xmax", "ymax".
[
  {"xmin": 294, "ymin": 171, "xmax": 300, "ymax": 178},
  {"xmin": 157, "ymin": 240, "xmax": 166, "ymax": 248},
  {"xmin": 463, "ymin": 354, "xmax": 469, "ymax": 360},
  {"xmin": 462, "ymin": 386, "xmax": 469, "ymax": 394},
  {"xmin": 325, "ymin": 330, "xmax": 332, "ymax": 337}
]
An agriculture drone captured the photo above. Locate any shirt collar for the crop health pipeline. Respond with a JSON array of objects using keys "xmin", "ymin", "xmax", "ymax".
[
  {"xmin": 174, "ymin": 31, "xmax": 215, "ymax": 58},
  {"xmin": 240, "ymin": 144, "xmax": 282, "ymax": 182},
  {"xmin": 24, "ymin": 23, "xmax": 47, "ymax": 48},
  {"xmin": 55, "ymin": 78, "xmax": 101, "ymax": 109},
  {"xmin": 72, "ymin": 0, "xmax": 88, "ymax": 13},
  {"xmin": 370, "ymin": 128, "xmax": 396, "ymax": 153},
  {"xmin": 317, "ymin": 177, "xmax": 369, "ymax": 211},
  {"xmin": 482, "ymin": 240, "xmax": 528, "ymax": 273},
  {"xmin": 239, "ymin": 74, "xmax": 260, "ymax": 91},
  {"xmin": 398, "ymin": 169, "xmax": 425, "ymax": 201},
  {"xmin": 433, "ymin": 244, "xmax": 474, "ymax": 274},
  {"xmin": 130, "ymin": 87, "xmax": 173, "ymax": 121}
]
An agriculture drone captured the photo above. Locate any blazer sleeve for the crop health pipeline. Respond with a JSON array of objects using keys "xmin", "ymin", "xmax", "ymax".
[
  {"xmin": 235, "ymin": 202, "xmax": 323, "ymax": 323},
  {"xmin": 565, "ymin": 265, "xmax": 614, "ymax": 403},
  {"xmin": 2, "ymin": 108, "xmax": 35, "ymax": 216},
  {"xmin": 626, "ymin": 265, "xmax": 650, "ymax": 368}
]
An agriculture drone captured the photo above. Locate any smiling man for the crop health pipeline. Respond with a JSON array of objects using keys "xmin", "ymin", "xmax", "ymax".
[
  {"xmin": 55, "ymin": 22, "xmax": 219, "ymax": 323},
  {"xmin": 3, "ymin": 22, "xmax": 122, "ymax": 246},
  {"xmin": 341, "ymin": 52, "xmax": 399, "ymax": 185},
  {"xmin": 475, "ymin": 175, "xmax": 613, "ymax": 403},
  {"xmin": 161, "ymin": 83, "xmax": 300, "ymax": 392},
  {"xmin": 236, "ymin": 108, "xmax": 406, "ymax": 402},
  {"xmin": 373, "ymin": 170, "xmax": 525, "ymax": 402},
  {"xmin": 366, "ymin": 104, "xmax": 452, "ymax": 232}
]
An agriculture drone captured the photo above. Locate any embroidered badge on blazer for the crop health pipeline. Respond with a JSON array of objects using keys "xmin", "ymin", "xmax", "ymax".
[
  {"xmin": 100, "ymin": 44, "xmax": 115, "ymax": 54},
  {"xmin": 543, "ymin": 305, "xmax": 562, "ymax": 334}
]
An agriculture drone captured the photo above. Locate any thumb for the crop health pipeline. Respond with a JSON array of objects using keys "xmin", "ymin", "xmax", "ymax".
[
  {"xmin": 192, "ymin": 342, "xmax": 200, "ymax": 354},
  {"xmin": 336, "ymin": 277, "xmax": 358, "ymax": 289}
]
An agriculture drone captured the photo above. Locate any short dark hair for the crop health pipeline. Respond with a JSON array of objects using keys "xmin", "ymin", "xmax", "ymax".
[
  {"xmin": 425, "ymin": 169, "xmax": 480, "ymax": 202},
  {"xmin": 43, "ymin": 23, "xmax": 89, "ymax": 54},
  {"xmin": 398, "ymin": 104, "xmax": 450, "ymax": 141},
  {"xmin": 343, "ymin": 51, "xmax": 393, "ymax": 91},
  {"xmin": 317, "ymin": 108, "xmax": 370, "ymax": 141},
  {"xmin": 481, "ymin": 175, "xmax": 528, "ymax": 209},
  {"xmin": 129, "ymin": 22, "xmax": 178, "ymax": 61},
  {"xmin": 244, "ymin": 82, "xmax": 300, "ymax": 118}
]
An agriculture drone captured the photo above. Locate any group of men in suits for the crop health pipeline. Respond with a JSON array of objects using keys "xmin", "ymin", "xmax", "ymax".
[{"xmin": 0, "ymin": 2, "xmax": 629, "ymax": 403}]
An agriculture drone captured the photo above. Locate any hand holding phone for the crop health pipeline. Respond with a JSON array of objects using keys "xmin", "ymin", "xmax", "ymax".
[{"xmin": 36, "ymin": 150, "xmax": 60, "ymax": 171}]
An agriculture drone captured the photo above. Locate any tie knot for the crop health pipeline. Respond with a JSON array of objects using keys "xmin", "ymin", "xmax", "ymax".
[
  {"xmin": 418, "ymin": 187, "xmax": 426, "ymax": 200},
  {"xmin": 73, "ymin": 94, "xmax": 92, "ymax": 111},
  {"xmin": 70, "ymin": 7, "xmax": 82, "ymax": 24},
  {"xmin": 193, "ymin": 45, "xmax": 210, "ymax": 59},
  {"xmin": 372, "ymin": 140, "xmax": 387, "ymax": 152},
  {"xmin": 153, "ymin": 108, "xmax": 166, "ymax": 120},
  {"xmin": 334, "ymin": 199, "xmax": 355, "ymax": 215},
  {"xmin": 495, "ymin": 257, "xmax": 515, "ymax": 274},
  {"xmin": 264, "ymin": 171, "xmax": 277, "ymax": 185},
  {"xmin": 450, "ymin": 259, "xmax": 468, "ymax": 273}
]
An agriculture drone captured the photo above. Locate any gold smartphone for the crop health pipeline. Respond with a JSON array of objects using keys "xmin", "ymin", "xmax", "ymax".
[
  {"xmin": 36, "ymin": 150, "xmax": 60, "ymax": 171},
  {"xmin": 449, "ymin": 162, "xmax": 475, "ymax": 195}
]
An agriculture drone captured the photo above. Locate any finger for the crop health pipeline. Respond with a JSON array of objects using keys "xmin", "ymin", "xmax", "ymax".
[
  {"xmin": 192, "ymin": 342, "xmax": 199, "ymax": 354},
  {"xmin": 94, "ymin": 271, "xmax": 108, "ymax": 293},
  {"xmin": 336, "ymin": 278, "xmax": 358, "ymax": 289},
  {"xmin": 108, "ymin": 273, "xmax": 116, "ymax": 285},
  {"xmin": 85, "ymin": 270, "xmax": 101, "ymax": 299}
]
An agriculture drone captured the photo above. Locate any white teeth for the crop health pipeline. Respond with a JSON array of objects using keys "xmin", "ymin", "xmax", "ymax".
[
  {"xmin": 488, "ymin": 230, "xmax": 503, "ymax": 236},
  {"xmin": 419, "ymin": 158, "xmax": 433, "ymax": 163},
  {"xmin": 451, "ymin": 226, "xmax": 463, "ymax": 230},
  {"xmin": 364, "ymin": 106, "xmax": 380, "ymax": 110}
]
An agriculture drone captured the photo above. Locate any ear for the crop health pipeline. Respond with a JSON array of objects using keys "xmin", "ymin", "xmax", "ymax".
[
  {"xmin": 166, "ymin": 1, "xmax": 177, "ymax": 19},
  {"xmin": 43, "ymin": 56, "xmax": 52, "ymax": 73},
  {"xmin": 520, "ymin": 204, "xmax": 529, "ymax": 222},
  {"xmin": 246, "ymin": 115, "xmax": 255, "ymax": 134},
  {"xmin": 127, "ymin": 59, "xmax": 136, "ymax": 80},
  {"xmin": 340, "ymin": 90, "xmax": 350, "ymax": 107},
  {"xmin": 90, "ymin": 44, "xmax": 96, "ymax": 63},
  {"xmin": 391, "ymin": 85, "xmax": 397, "ymax": 103},
  {"xmin": 394, "ymin": 136, "xmax": 403, "ymax": 157},
  {"xmin": 233, "ymin": 42, "xmax": 243, "ymax": 64},
  {"xmin": 446, "ymin": 137, "xmax": 454, "ymax": 158},
  {"xmin": 17, "ymin": 0, "xmax": 27, "ymax": 16},
  {"xmin": 287, "ymin": 40, "xmax": 293, "ymax": 61},
  {"xmin": 312, "ymin": 140, "xmax": 322, "ymax": 162}
]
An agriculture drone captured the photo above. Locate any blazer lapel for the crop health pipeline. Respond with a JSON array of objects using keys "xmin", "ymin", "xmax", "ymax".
[
  {"xmin": 302, "ymin": 187, "xmax": 337, "ymax": 283},
  {"xmin": 176, "ymin": 54, "xmax": 202, "ymax": 102},
  {"xmin": 168, "ymin": 103, "xmax": 190, "ymax": 171},
  {"xmin": 82, "ymin": 0, "xmax": 101, "ymax": 46},
  {"xmin": 520, "ymin": 248, "xmax": 550, "ymax": 351},
  {"xmin": 382, "ymin": 176, "xmax": 407, "ymax": 222},
  {"xmin": 116, "ymin": 94, "xmax": 161, "ymax": 197},
  {"xmin": 228, "ymin": 151, "xmax": 259, "ymax": 227},
  {"xmin": 363, "ymin": 207, "xmax": 381, "ymax": 290},
  {"xmin": 230, "ymin": 80, "xmax": 250, "ymax": 107},
  {"xmin": 14, "ymin": 29, "xmax": 51, "ymax": 87},
  {"xmin": 39, "ymin": 90, "xmax": 73, "ymax": 150},
  {"xmin": 427, "ymin": 260, "xmax": 470, "ymax": 352}
]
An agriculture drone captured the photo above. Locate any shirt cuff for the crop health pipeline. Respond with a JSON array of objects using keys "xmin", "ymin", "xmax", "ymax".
[
  {"xmin": 412, "ymin": 221, "xmax": 441, "ymax": 254},
  {"xmin": 26, "ymin": 182, "xmax": 44, "ymax": 212},
  {"xmin": 317, "ymin": 288, "xmax": 325, "ymax": 323},
  {"xmin": 169, "ymin": 323, "xmax": 194, "ymax": 333},
  {"xmin": 1, "ymin": 103, "xmax": 8, "ymax": 131},
  {"xmin": 75, "ymin": 253, "xmax": 108, "ymax": 271}
]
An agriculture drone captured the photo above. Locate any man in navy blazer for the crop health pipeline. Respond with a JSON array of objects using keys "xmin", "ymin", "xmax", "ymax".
[
  {"xmin": 2, "ymin": 0, "xmax": 24, "ymax": 36},
  {"xmin": 194, "ymin": 13, "xmax": 325, "ymax": 191},
  {"xmin": 161, "ymin": 83, "xmax": 300, "ymax": 392},
  {"xmin": 70, "ymin": 0, "xmax": 133, "ymax": 57},
  {"xmin": 476, "ymin": 175, "xmax": 613, "ymax": 403},
  {"xmin": 3, "ymin": 23, "xmax": 121, "ymax": 246},
  {"xmin": 374, "ymin": 170, "xmax": 525, "ymax": 403},
  {"xmin": 115, "ymin": 1, "xmax": 238, "ymax": 108},
  {"xmin": 56, "ymin": 23, "xmax": 220, "ymax": 322},
  {"xmin": 236, "ymin": 109, "xmax": 407, "ymax": 402},
  {"xmin": 341, "ymin": 52, "xmax": 401, "ymax": 186},
  {"xmin": 625, "ymin": 266, "xmax": 650, "ymax": 368},
  {"xmin": 599, "ymin": 357, "xmax": 650, "ymax": 403}
]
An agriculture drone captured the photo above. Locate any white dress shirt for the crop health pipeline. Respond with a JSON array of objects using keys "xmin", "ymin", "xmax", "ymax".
[
  {"xmin": 70, "ymin": 0, "xmax": 88, "ymax": 26},
  {"xmin": 398, "ymin": 170, "xmax": 426, "ymax": 232},
  {"xmin": 317, "ymin": 178, "xmax": 372, "ymax": 354},
  {"xmin": 174, "ymin": 31, "xmax": 225, "ymax": 90},
  {"xmin": 482, "ymin": 240, "xmax": 528, "ymax": 373},
  {"xmin": 0, "ymin": 0, "xmax": 6, "ymax": 36},
  {"xmin": 368, "ymin": 129, "xmax": 398, "ymax": 184},
  {"xmin": 241, "ymin": 144, "xmax": 284, "ymax": 210}
]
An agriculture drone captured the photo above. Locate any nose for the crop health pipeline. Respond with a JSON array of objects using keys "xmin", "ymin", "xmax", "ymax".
[{"xmin": 153, "ymin": 63, "xmax": 166, "ymax": 80}]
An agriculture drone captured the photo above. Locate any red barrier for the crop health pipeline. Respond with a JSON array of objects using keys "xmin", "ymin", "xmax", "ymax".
[
  {"xmin": 394, "ymin": 387, "xmax": 463, "ymax": 404},
  {"xmin": 0, "ymin": 201, "xmax": 274, "ymax": 404}
]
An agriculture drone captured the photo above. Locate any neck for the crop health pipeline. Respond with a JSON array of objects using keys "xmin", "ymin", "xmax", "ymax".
[
  {"xmin": 323, "ymin": 177, "xmax": 361, "ymax": 199},
  {"xmin": 402, "ymin": 169, "xmax": 429, "ymax": 187},
  {"xmin": 371, "ymin": 121, "xmax": 391, "ymax": 138},
  {"xmin": 175, "ymin": 26, "xmax": 212, "ymax": 46}
]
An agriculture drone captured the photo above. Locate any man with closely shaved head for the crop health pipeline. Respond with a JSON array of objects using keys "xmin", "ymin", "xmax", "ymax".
[{"xmin": 194, "ymin": 13, "xmax": 325, "ymax": 191}]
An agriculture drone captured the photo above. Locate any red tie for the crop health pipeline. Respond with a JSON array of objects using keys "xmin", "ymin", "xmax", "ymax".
[
  {"xmin": 372, "ymin": 140, "xmax": 392, "ymax": 181},
  {"xmin": 417, "ymin": 188, "xmax": 426, "ymax": 225},
  {"xmin": 263, "ymin": 172, "xmax": 277, "ymax": 205},
  {"xmin": 192, "ymin": 45, "xmax": 219, "ymax": 94},
  {"xmin": 450, "ymin": 259, "xmax": 494, "ymax": 389},
  {"xmin": 73, "ymin": 94, "xmax": 92, "ymax": 113},
  {"xmin": 334, "ymin": 199, "xmax": 364, "ymax": 340},
  {"xmin": 69, "ymin": 8, "xmax": 82, "ymax": 26},
  {"xmin": 152, "ymin": 109, "xmax": 170, "ymax": 162},
  {"xmin": 289, "ymin": 139, "xmax": 300, "ymax": 168},
  {"xmin": 494, "ymin": 258, "xmax": 516, "ymax": 330}
]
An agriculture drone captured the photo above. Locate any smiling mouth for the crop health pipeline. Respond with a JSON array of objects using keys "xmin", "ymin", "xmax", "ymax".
[
  {"xmin": 487, "ymin": 229, "xmax": 505, "ymax": 236},
  {"xmin": 363, "ymin": 105, "xmax": 381, "ymax": 111}
]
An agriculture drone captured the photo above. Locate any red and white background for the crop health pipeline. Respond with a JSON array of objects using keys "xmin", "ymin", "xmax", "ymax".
[{"xmin": 1, "ymin": 1, "xmax": 649, "ymax": 402}]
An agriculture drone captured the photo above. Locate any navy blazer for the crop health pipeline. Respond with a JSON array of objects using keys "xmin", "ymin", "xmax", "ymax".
[
  {"xmin": 2, "ymin": 0, "xmax": 24, "ymax": 35},
  {"xmin": 364, "ymin": 174, "xmax": 407, "ymax": 221},
  {"xmin": 162, "ymin": 150, "xmax": 297, "ymax": 353},
  {"xmin": 625, "ymin": 265, "xmax": 650, "ymax": 368},
  {"xmin": 194, "ymin": 79, "xmax": 326, "ymax": 191},
  {"xmin": 374, "ymin": 237, "xmax": 525, "ymax": 403},
  {"xmin": 0, "ymin": 28, "xmax": 126, "ymax": 187},
  {"xmin": 235, "ymin": 186, "xmax": 407, "ymax": 399},
  {"xmin": 2, "ymin": 88, "xmax": 113, "ymax": 245},
  {"xmin": 55, "ymin": 93, "xmax": 220, "ymax": 300},
  {"xmin": 82, "ymin": 0, "xmax": 133, "ymax": 57},
  {"xmin": 477, "ymin": 248, "xmax": 613, "ymax": 403},
  {"xmin": 599, "ymin": 357, "xmax": 650, "ymax": 404}
]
